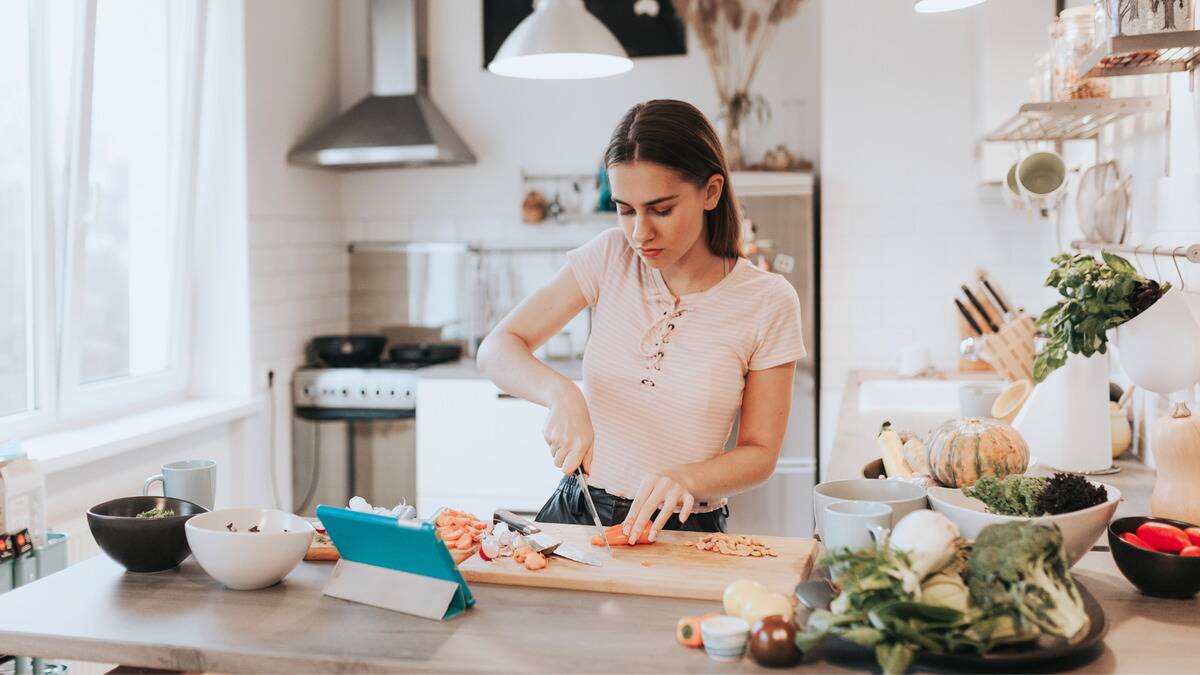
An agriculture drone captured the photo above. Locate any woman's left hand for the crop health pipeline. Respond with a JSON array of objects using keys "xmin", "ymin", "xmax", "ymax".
[{"xmin": 622, "ymin": 471, "xmax": 695, "ymax": 544}]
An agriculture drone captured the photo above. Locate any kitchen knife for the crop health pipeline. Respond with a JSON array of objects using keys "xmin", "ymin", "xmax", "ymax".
[
  {"xmin": 955, "ymin": 299, "xmax": 983, "ymax": 336},
  {"xmin": 962, "ymin": 285, "xmax": 1000, "ymax": 333},
  {"xmin": 576, "ymin": 467, "xmax": 612, "ymax": 560},
  {"xmin": 493, "ymin": 510, "xmax": 602, "ymax": 566},
  {"xmin": 980, "ymin": 275, "xmax": 1012, "ymax": 315}
]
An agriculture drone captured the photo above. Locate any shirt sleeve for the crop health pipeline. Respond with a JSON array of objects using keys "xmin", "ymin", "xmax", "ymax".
[
  {"xmin": 748, "ymin": 276, "xmax": 807, "ymax": 371},
  {"xmin": 565, "ymin": 228, "xmax": 624, "ymax": 306}
]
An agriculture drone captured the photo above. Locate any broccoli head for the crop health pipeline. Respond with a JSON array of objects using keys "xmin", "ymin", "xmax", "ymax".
[
  {"xmin": 966, "ymin": 521, "xmax": 1089, "ymax": 642},
  {"xmin": 964, "ymin": 475, "xmax": 1047, "ymax": 517}
]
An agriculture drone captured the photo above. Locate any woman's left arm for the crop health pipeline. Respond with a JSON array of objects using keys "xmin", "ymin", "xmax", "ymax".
[{"xmin": 622, "ymin": 361, "xmax": 797, "ymax": 541}]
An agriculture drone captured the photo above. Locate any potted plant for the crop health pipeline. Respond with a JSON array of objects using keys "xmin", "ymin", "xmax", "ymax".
[{"xmin": 1033, "ymin": 251, "xmax": 1173, "ymax": 383}]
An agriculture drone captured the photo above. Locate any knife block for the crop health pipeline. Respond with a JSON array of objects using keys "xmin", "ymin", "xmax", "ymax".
[{"xmin": 980, "ymin": 313, "xmax": 1037, "ymax": 382}]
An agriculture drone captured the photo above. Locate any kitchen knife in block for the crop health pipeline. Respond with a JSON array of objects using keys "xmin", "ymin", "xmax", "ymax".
[{"xmin": 494, "ymin": 510, "xmax": 601, "ymax": 566}]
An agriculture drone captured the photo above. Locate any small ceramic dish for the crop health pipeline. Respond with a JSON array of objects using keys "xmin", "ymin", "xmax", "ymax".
[{"xmin": 701, "ymin": 615, "xmax": 750, "ymax": 662}]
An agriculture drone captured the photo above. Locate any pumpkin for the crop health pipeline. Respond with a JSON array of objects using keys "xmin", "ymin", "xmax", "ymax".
[
  {"xmin": 926, "ymin": 417, "xmax": 1029, "ymax": 488},
  {"xmin": 1151, "ymin": 402, "xmax": 1200, "ymax": 525}
]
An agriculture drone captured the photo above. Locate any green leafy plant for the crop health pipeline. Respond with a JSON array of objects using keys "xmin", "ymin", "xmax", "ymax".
[{"xmin": 1034, "ymin": 251, "xmax": 1169, "ymax": 383}]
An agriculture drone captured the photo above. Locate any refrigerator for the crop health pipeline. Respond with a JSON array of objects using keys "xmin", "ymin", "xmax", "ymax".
[{"xmin": 724, "ymin": 173, "xmax": 819, "ymax": 538}]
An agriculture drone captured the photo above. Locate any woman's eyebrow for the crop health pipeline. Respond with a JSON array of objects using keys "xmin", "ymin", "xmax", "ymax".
[{"xmin": 612, "ymin": 194, "xmax": 680, "ymax": 207}]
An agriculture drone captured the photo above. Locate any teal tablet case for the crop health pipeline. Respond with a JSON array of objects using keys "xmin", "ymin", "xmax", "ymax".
[{"xmin": 315, "ymin": 504, "xmax": 475, "ymax": 618}]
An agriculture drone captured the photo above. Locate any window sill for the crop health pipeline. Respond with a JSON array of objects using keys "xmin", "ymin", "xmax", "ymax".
[{"xmin": 22, "ymin": 398, "xmax": 261, "ymax": 475}]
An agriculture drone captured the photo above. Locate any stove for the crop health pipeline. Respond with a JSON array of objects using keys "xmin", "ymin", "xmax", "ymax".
[{"xmin": 293, "ymin": 367, "xmax": 419, "ymax": 420}]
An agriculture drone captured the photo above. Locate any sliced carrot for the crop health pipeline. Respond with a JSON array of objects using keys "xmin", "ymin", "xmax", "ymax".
[
  {"xmin": 524, "ymin": 550, "xmax": 547, "ymax": 570},
  {"xmin": 676, "ymin": 616, "xmax": 703, "ymax": 648},
  {"xmin": 590, "ymin": 523, "xmax": 654, "ymax": 547},
  {"xmin": 440, "ymin": 527, "xmax": 464, "ymax": 541},
  {"xmin": 514, "ymin": 545, "xmax": 533, "ymax": 563}
]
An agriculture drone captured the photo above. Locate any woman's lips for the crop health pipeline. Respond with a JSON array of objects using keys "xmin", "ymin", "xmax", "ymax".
[{"xmin": 639, "ymin": 248, "xmax": 663, "ymax": 258}]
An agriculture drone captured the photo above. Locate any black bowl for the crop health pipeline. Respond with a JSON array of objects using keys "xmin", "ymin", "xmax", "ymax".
[
  {"xmin": 1107, "ymin": 515, "xmax": 1200, "ymax": 599},
  {"xmin": 87, "ymin": 496, "xmax": 208, "ymax": 573},
  {"xmin": 311, "ymin": 335, "xmax": 386, "ymax": 367}
]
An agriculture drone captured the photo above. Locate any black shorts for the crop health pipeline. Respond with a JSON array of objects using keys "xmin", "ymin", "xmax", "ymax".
[{"xmin": 534, "ymin": 475, "xmax": 727, "ymax": 532}]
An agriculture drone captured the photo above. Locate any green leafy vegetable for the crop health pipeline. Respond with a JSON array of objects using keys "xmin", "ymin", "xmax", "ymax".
[
  {"xmin": 135, "ymin": 507, "xmax": 175, "ymax": 519},
  {"xmin": 966, "ymin": 521, "xmax": 1089, "ymax": 641},
  {"xmin": 964, "ymin": 475, "xmax": 1048, "ymax": 517},
  {"xmin": 1034, "ymin": 251, "xmax": 1169, "ymax": 382}
]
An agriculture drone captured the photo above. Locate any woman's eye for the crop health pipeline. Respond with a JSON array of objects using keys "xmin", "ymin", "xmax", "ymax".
[
  {"xmin": 618, "ymin": 208, "xmax": 635, "ymax": 216},
  {"xmin": 653, "ymin": 207, "xmax": 673, "ymax": 217}
]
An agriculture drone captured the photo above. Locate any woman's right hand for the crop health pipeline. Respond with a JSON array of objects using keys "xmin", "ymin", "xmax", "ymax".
[{"xmin": 543, "ymin": 382, "xmax": 594, "ymax": 475}]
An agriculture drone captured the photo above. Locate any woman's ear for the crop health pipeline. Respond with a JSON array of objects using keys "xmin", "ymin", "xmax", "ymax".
[{"xmin": 702, "ymin": 174, "xmax": 724, "ymax": 211}]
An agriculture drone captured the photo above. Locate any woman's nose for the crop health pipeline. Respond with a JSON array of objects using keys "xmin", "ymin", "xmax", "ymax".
[{"xmin": 631, "ymin": 215, "xmax": 654, "ymax": 244}]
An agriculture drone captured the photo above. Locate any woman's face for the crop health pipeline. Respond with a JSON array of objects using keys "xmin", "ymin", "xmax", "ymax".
[{"xmin": 608, "ymin": 161, "xmax": 723, "ymax": 269}]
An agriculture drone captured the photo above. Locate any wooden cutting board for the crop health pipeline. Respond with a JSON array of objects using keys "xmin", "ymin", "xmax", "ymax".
[{"xmin": 458, "ymin": 523, "xmax": 817, "ymax": 601}]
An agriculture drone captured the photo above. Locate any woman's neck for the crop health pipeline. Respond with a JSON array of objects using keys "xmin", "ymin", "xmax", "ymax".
[{"xmin": 659, "ymin": 238, "xmax": 729, "ymax": 298}]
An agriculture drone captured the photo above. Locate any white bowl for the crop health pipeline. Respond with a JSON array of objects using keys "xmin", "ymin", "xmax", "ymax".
[
  {"xmin": 813, "ymin": 479, "xmax": 928, "ymax": 536},
  {"xmin": 926, "ymin": 482, "xmax": 1120, "ymax": 567},
  {"xmin": 185, "ymin": 508, "xmax": 314, "ymax": 590}
]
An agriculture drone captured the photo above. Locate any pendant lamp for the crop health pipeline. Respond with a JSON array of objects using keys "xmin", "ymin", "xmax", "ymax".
[
  {"xmin": 914, "ymin": 0, "xmax": 988, "ymax": 13},
  {"xmin": 488, "ymin": 0, "xmax": 632, "ymax": 80}
]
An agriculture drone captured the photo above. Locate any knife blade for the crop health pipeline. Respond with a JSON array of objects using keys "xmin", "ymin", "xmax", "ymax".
[
  {"xmin": 576, "ymin": 467, "xmax": 612, "ymax": 560},
  {"xmin": 493, "ymin": 509, "xmax": 602, "ymax": 566},
  {"xmin": 980, "ymin": 275, "xmax": 1011, "ymax": 315},
  {"xmin": 955, "ymin": 298, "xmax": 983, "ymax": 336},
  {"xmin": 962, "ymin": 285, "xmax": 1000, "ymax": 333}
]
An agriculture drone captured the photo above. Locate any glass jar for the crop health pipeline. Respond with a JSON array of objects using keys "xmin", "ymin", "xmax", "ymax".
[{"xmin": 1053, "ymin": 6, "xmax": 1111, "ymax": 101}]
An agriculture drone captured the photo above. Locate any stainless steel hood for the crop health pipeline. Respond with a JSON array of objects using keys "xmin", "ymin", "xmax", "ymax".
[{"xmin": 288, "ymin": 0, "xmax": 475, "ymax": 169}]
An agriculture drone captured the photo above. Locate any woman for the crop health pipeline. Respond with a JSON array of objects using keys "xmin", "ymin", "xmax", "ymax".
[{"xmin": 477, "ymin": 99, "xmax": 804, "ymax": 543}]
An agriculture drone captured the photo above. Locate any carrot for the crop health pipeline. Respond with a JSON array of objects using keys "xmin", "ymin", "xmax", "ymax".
[
  {"xmin": 524, "ymin": 550, "xmax": 547, "ymax": 571},
  {"xmin": 514, "ymin": 545, "xmax": 533, "ymax": 563},
  {"xmin": 590, "ymin": 523, "xmax": 654, "ymax": 546},
  {"xmin": 439, "ymin": 527, "xmax": 464, "ymax": 541},
  {"xmin": 676, "ymin": 616, "xmax": 703, "ymax": 648}
]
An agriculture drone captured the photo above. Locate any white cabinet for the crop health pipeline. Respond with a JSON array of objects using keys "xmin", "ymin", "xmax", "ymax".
[{"xmin": 416, "ymin": 378, "xmax": 570, "ymax": 519}]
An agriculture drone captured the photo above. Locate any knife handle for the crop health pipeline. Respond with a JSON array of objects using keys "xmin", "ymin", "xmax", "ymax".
[{"xmin": 494, "ymin": 509, "xmax": 540, "ymax": 536}]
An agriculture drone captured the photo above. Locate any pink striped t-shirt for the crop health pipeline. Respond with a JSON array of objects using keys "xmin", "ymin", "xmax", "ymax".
[{"xmin": 567, "ymin": 228, "xmax": 806, "ymax": 511}]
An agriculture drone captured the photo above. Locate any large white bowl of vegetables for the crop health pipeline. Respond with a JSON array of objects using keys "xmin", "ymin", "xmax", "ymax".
[{"xmin": 926, "ymin": 473, "xmax": 1119, "ymax": 567}]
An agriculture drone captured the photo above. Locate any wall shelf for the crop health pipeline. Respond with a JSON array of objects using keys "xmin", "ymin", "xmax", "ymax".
[
  {"xmin": 1081, "ymin": 30, "xmax": 1200, "ymax": 79},
  {"xmin": 984, "ymin": 96, "xmax": 1170, "ymax": 142}
]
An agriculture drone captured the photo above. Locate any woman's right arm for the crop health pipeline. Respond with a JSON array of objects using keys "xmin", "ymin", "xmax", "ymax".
[{"xmin": 476, "ymin": 264, "xmax": 594, "ymax": 474}]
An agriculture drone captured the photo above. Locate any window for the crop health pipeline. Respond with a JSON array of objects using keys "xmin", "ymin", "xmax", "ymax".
[
  {"xmin": 0, "ymin": 0, "xmax": 206, "ymax": 436},
  {"xmin": 0, "ymin": 0, "xmax": 34, "ymax": 419}
]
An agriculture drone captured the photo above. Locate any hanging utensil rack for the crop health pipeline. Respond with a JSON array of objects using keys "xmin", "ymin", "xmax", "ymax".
[{"xmin": 1070, "ymin": 240, "xmax": 1200, "ymax": 264}]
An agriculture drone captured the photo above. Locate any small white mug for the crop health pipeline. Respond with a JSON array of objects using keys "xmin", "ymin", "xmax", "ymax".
[
  {"xmin": 822, "ymin": 501, "xmax": 892, "ymax": 553},
  {"xmin": 144, "ymin": 459, "xmax": 216, "ymax": 510},
  {"xmin": 1017, "ymin": 151, "xmax": 1067, "ymax": 215},
  {"xmin": 897, "ymin": 344, "xmax": 932, "ymax": 377}
]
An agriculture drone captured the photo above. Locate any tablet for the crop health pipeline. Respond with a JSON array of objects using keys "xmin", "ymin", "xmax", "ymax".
[{"xmin": 316, "ymin": 504, "xmax": 475, "ymax": 618}]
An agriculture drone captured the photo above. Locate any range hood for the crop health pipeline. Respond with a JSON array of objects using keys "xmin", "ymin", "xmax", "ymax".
[{"xmin": 288, "ymin": 0, "xmax": 475, "ymax": 169}]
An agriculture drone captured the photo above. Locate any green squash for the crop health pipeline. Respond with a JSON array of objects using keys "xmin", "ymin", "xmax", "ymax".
[{"xmin": 927, "ymin": 417, "xmax": 1029, "ymax": 488}]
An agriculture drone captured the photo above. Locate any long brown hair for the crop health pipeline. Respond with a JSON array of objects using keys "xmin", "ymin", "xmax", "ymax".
[{"xmin": 603, "ymin": 100, "xmax": 740, "ymax": 259}]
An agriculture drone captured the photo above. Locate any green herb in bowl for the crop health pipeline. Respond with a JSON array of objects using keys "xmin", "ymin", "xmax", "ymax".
[{"xmin": 135, "ymin": 507, "xmax": 176, "ymax": 519}]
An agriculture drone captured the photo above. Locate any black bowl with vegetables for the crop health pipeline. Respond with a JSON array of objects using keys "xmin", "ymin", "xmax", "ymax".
[
  {"xmin": 87, "ymin": 496, "xmax": 208, "ymax": 573},
  {"xmin": 1108, "ymin": 516, "xmax": 1200, "ymax": 599}
]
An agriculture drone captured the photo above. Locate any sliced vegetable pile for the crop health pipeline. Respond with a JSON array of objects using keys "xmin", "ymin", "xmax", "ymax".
[
  {"xmin": 796, "ymin": 511, "xmax": 1090, "ymax": 675},
  {"xmin": 689, "ymin": 533, "xmax": 778, "ymax": 557},
  {"xmin": 964, "ymin": 473, "xmax": 1108, "ymax": 517},
  {"xmin": 434, "ymin": 509, "xmax": 490, "ymax": 552},
  {"xmin": 1121, "ymin": 521, "xmax": 1200, "ymax": 556}
]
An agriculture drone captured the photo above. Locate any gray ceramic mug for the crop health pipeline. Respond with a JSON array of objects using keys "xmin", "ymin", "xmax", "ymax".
[
  {"xmin": 821, "ymin": 501, "xmax": 892, "ymax": 553},
  {"xmin": 143, "ymin": 459, "xmax": 216, "ymax": 510}
]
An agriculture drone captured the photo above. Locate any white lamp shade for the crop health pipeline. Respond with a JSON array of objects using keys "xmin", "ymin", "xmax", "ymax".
[
  {"xmin": 488, "ymin": 0, "xmax": 632, "ymax": 80},
  {"xmin": 914, "ymin": 0, "xmax": 987, "ymax": 13}
]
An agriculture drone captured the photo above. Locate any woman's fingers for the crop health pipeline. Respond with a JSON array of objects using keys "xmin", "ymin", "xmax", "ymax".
[
  {"xmin": 679, "ymin": 492, "xmax": 695, "ymax": 524},
  {"xmin": 622, "ymin": 478, "xmax": 656, "ymax": 537},
  {"xmin": 627, "ymin": 480, "xmax": 666, "ymax": 546},
  {"xmin": 648, "ymin": 485, "xmax": 680, "ymax": 542}
]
